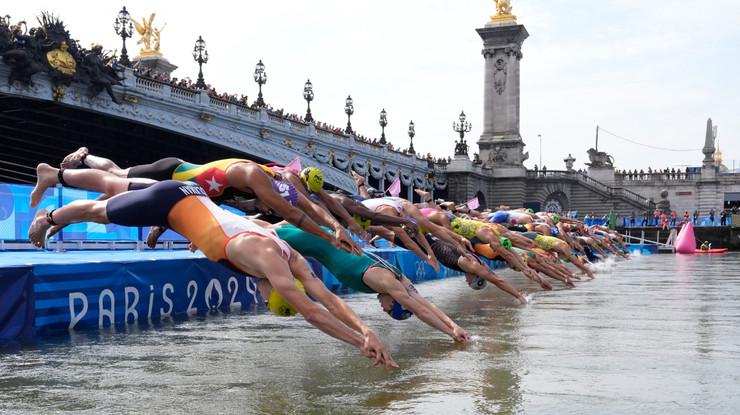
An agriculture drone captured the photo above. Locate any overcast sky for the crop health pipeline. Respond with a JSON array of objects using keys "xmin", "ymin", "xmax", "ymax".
[{"xmin": 8, "ymin": 1, "xmax": 740, "ymax": 171}]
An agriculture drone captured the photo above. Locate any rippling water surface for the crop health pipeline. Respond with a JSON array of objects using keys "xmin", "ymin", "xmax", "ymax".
[{"xmin": 2, "ymin": 253, "xmax": 740, "ymax": 414}]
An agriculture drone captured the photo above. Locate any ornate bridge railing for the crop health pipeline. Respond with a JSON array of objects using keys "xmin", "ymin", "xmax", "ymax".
[{"xmin": 526, "ymin": 170, "xmax": 652, "ymax": 210}]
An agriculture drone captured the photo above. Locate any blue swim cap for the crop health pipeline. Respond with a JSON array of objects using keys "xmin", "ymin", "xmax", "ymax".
[
  {"xmin": 468, "ymin": 276, "xmax": 488, "ymax": 290},
  {"xmin": 390, "ymin": 301, "xmax": 413, "ymax": 320},
  {"xmin": 550, "ymin": 226, "xmax": 560, "ymax": 237},
  {"xmin": 271, "ymin": 179, "xmax": 300, "ymax": 207},
  {"xmin": 489, "ymin": 210, "xmax": 509, "ymax": 223}
]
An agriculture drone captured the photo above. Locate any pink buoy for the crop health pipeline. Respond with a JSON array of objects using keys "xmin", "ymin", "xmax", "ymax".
[{"xmin": 675, "ymin": 222, "xmax": 696, "ymax": 254}]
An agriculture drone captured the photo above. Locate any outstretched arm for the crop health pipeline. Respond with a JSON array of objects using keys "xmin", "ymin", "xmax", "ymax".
[
  {"xmin": 260, "ymin": 257, "xmax": 366, "ymax": 351},
  {"xmin": 296, "ymin": 194, "xmax": 362, "ymax": 254},
  {"xmin": 403, "ymin": 280, "xmax": 470, "ymax": 342},
  {"xmin": 317, "ymin": 190, "xmax": 367, "ymax": 237},
  {"xmin": 371, "ymin": 275, "xmax": 460, "ymax": 341},
  {"xmin": 337, "ymin": 195, "xmax": 417, "ymax": 231},
  {"xmin": 288, "ymin": 252, "xmax": 396, "ymax": 368},
  {"xmin": 249, "ymin": 169, "xmax": 340, "ymax": 249}
]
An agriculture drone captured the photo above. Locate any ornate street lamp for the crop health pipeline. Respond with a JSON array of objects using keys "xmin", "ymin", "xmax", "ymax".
[
  {"xmin": 113, "ymin": 6, "xmax": 134, "ymax": 67},
  {"xmin": 452, "ymin": 110, "xmax": 472, "ymax": 156},
  {"xmin": 254, "ymin": 59, "xmax": 267, "ymax": 108},
  {"xmin": 408, "ymin": 120, "xmax": 416, "ymax": 154},
  {"xmin": 379, "ymin": 108, "xmax": 388, "ymax": 145},
  {"xmin": 303, "ymin": 79, "xmax": 314, "ymax": 122},
  {"xmin": 344, "ymin": 95, "xmax": 354, "ymax": 134},
  {"xmin": 192, "ymin": 36, "xmax": 209, "ymax": 89}
]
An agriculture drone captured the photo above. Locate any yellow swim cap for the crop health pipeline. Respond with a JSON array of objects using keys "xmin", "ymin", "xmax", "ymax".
[
  {"xmin": 300, "ymin": 167, "xmax": 324, "ymax": 193},
  {"xmin": 268, "ymin": 278, "xmax": 306, "ymax": 317}
]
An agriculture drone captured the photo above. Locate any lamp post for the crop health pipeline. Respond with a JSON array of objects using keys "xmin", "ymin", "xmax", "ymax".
[
  {"xmin": 113, "ymin": 6, "xmax": 134, "ymax": 67},
  {"xmin": 303, "ymin": 79, "xmax": 314, "ymax": 122},
  {"xmin": 192, "ymin": 36, "xmax": 208, "ymax": 89},
  {"xmin": 253, "ymin": 59, "xmax": 267, "ymax": 108},
  {"xmin": 538, "ymin": 133, "xmax": 542, "ymax": 168},
  {"xmin": 379, "ymin": 108, "xmax": 388, "ymax": 145},
  {"xmin": 344, "ymin": 95, "xmax": 354, "ymax": 134},
  {"xmin": 408, "ymin": 120, "xmax": 416, "ymax": 154},
  {"xmin": 452, "ymin": 110, "xmax": 472, "ymax": 156}
]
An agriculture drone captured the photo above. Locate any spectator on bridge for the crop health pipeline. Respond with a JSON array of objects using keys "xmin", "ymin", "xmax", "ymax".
[
  {"xmin": 709, "ymin": 208, "xmax": 715, "ymax": 225},
  {"xmin": 732, "ymin": 206, "xmax": 738, "ymax": 215},
  {"xmin": 630, "ymin": 209, "xmax": 636, "ymax": 227},
  {"xmin": 533, "ymin": 164, "xmax": 538, "ymax": 175},
  {"xmin": 670, "ymin": 210, "xmax": 677, "ymax": 227},
  {"xmin": 720, "ymin": 209, "xmax": 728, "ymax": 226},
  {"xmin": 660, "ymin": 211, "xmax": 668, "ymax": 230},
  {"xmin": 653, "ymin": 209, "xmax": 660, "ymax": 226},
  {"xmin": 641, "ymin": 210, "xmax": 649, "ymax": 226},
  {"xmin": 683, "ymin": 211, "xmax": 689, "ymax": 225},
  {"xmin": 693, "ymin": 210, "xmax": 699, "ymax": 225}
]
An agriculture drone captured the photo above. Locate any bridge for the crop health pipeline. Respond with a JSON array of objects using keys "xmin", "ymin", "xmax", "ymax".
[{"xmin": 0, "ymin": 62, "xmax": 447, "ymax": 200}]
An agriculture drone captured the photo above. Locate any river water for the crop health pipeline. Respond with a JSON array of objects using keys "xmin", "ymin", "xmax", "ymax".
[{"xmin": 1, "ymin": 253, "xmax": 739, "ymax": 414}]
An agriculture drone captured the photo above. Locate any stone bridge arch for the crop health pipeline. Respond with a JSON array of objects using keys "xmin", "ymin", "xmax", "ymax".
[{"xmin": 531, "ymin": 183, "xmax": 571, "ymax": 213}]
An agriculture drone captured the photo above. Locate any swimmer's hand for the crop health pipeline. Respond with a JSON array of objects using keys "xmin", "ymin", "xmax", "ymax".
[
  {"xmin": 426, "ymin": 256, "xmax": 440, "ymax": 273},
  {"xmin": 363, "ymin": 331, "xmax": 398, "ymax": 369},
  {"xmin": 401, "ymin": 219, "xmax": 418, "ymax": 234},
  {"xmin": 335, "ymin": 228, "xmax": 362, "ymax": 255},
  {"xmin": 346, "ymin": 219, "xmax": 368, "ymax": 240},
  {"xmin": 188, "ymin": 242, "xmax": 199, "ymax": 253},
  {"xmin": 457, "ymin": 237, "xmax": 473, "ymax": 254},
  {"xmin": 452, "ymin": 326, "xmax": 471, "ymax": 343},
  {"xmin": 146, "ymin": 225, "xmax": 166, "ymax": 249},
  {"xmin": 524, "ymin": 268, "xmax": 552, "ymax": 290}
]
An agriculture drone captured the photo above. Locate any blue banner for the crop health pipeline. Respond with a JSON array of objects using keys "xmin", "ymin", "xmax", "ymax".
[
  {"xmin": 26, "ymin": 258, "xmax": 260, "ymax": 336},
  {"xmin": 0, "ymin": 266, "xmax": 35, "ymax": 340}
]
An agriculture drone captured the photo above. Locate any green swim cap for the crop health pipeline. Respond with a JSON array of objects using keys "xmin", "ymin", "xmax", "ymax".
[
  {"xmin": 526, "ymin": 208, "xmax": 534, "ymax": 214},
  {"xmin": 300, "ymin": 167, "xmax": 324, "ymax": 193},
  {"xmin": 551, "ymin": 214, "xmax": 560, "ymax": 224},
  {"xmin": 499, "ymin": 237, "xmax": 512, "ymax": 250}
]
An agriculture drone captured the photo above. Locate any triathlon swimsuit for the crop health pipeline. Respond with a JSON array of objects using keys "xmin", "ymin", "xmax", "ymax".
[
  {"xmin": 106, "ymin": 180, "xmax": 291, "ymax": 270},
  {"xmin": 450, "ymin": 217, "xmax": 484, "ymax": 239},
  {"xmin": 426, "ymin": 235, "xmax": 465, "ymax": 272},
  {"xmin": 127, "ymin": 158, "xmax": 280, "ymax": 204},
  {"xmin": 533, "ymin": 234, "xmax": 561, "ymax": 251},
  {"xmin": 274, "ymin": 225, "xmax": 383, "ymax": 293},
  {"xmin": 361, "ymin": 197, "xmax": 403, "ymax": 214}
]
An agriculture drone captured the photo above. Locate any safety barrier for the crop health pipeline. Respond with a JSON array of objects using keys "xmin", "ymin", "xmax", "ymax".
[{"xmin": 0, "ymin": 247, "xmax": 502, "ymax": 341}]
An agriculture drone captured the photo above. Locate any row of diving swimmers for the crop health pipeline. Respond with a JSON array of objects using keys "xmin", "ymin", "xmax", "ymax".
[{"xmin": 26, "ymin": 148, "xmax": 628, "ymax": 369}]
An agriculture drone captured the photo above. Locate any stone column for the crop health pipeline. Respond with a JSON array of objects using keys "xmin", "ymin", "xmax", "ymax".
[{"xmin": 476, "ymin": 23, "xmax": 529, "ymax": 175}]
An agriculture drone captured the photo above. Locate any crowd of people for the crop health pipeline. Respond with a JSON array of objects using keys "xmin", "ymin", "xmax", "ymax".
[
  {"xmin": 623, "ymin": 207, "xmax": 737, "ymax": 228},
  {"xmin": 25, "ymin": 147, "xmax": 632, "ymax": 369},
  {"xmin": 615, "ymin": 167, "xmax": 697, "ymax": 181}
]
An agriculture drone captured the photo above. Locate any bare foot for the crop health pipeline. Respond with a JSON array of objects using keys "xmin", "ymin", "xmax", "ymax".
[
  {"xmin": 60, "ymin": 147, "xmax": 88, "ymax": 169},
  {"xmin": 28, "ymin": 209, "xmax": 51, "ymax": 248},
  {"xmin": 146, "ymin": 226, "xmax": 165, "ymax": 249},
  {"xmin": 351, "ymin": 171, "xmax": 365, "ymax": 186},
  {"xmin": 47, "ymin": 224, "xmax": 67, "ymax": 238},
  {"xmin": 414, "ymin": 188, "xmax": 431, "ymax": 202},
  {"xmin": 30, "ymin": 163, "xmax": 59, "ymax": 208}
]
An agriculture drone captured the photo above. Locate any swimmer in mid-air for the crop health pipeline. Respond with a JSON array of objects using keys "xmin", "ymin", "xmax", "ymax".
[{"xmin": 28, "ymin": 175, "xmax": 396, "ymax": 368}]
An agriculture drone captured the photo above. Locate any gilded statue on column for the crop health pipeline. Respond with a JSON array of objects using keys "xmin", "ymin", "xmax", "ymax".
[
  {"xmin": 490, "ymin": 0, "xmax": 517, "ymax": 24},
  {"xmin": 133, "ymin": 13, "xmax": 165, "ymax": 56}
]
